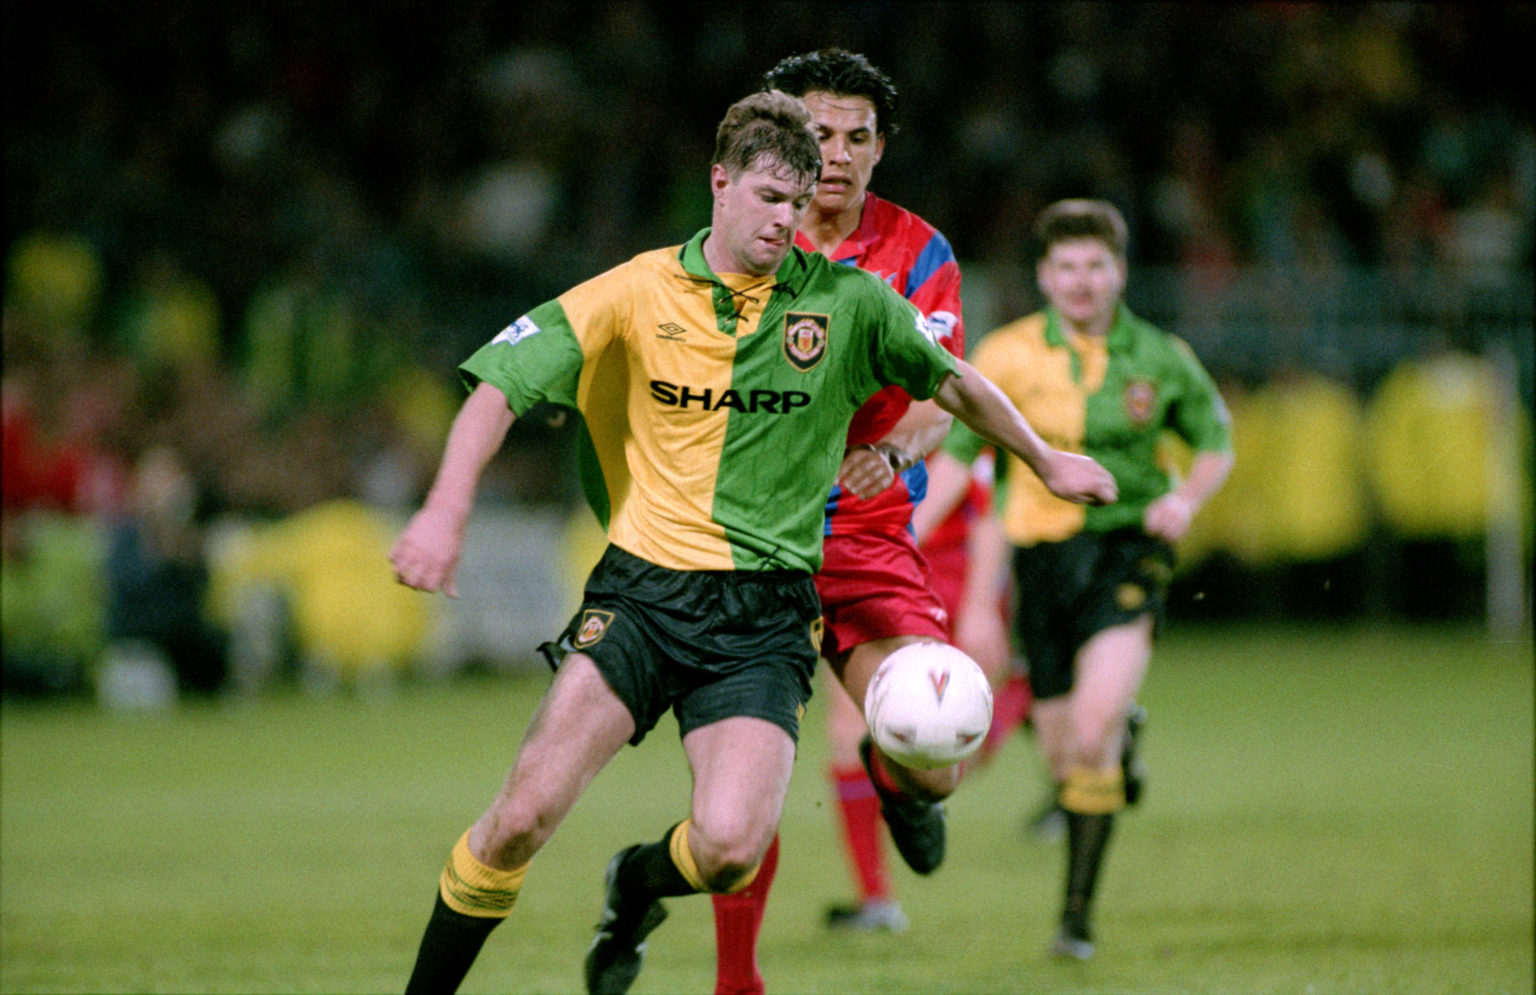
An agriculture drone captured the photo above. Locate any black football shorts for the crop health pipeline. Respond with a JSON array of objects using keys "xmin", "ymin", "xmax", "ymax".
[
  {"xmin": 1010, "ymin": 529, "xmax": 1174, "ymax": 700},
  {"xmin": 540, "ymin": 544, "xmax": 823, "ymax": 744}
]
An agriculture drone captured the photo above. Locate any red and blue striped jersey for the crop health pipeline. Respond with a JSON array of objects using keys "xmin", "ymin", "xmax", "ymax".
[{"xmin": 800, "ymin": 192, "xmax": 965, "ymax": 536}]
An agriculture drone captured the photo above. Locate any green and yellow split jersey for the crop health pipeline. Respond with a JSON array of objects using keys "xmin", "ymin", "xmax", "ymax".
[
  {"xmin": 950, "ymin": 305, "xmax": 1231, "ymax": 546},
  {"xmin": 461, "ymin": 229, "xmax": 958, "ymax": 574}
]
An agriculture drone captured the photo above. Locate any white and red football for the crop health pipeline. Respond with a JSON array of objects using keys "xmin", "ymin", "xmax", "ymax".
[{"xmin": 864, "ymin": 641, "xmax": 993, "ymax": 770}]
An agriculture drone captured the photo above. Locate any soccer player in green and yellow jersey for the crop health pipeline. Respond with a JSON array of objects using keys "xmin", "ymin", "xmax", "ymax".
[
  {"xmin": 930, "ymin": 198, "xmax": 1233, "ymax": 961},
  {"xmin": 389, "ymin": 94, "xmax": 1116, "ymax": 995}
]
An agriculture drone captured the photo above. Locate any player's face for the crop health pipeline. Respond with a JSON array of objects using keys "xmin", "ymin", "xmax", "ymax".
[
  {"xmin": 707, "ymin": 158, "xmax": 816, "ymax": 275},
  {"xmin": 1036, "ymin": 237, "xmax": 1127, "ymax": 333},
  {"xmin": 801, "ymin": 91, "xmax": 884, "ymax": 217}
]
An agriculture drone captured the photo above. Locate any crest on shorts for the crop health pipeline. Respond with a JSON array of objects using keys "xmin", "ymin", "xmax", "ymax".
[
  {"xmin": 1116, "ymin": 583, "xmax": 1147, "ymax": 611},
  {"xmin": 783, "ymin": 312, "xmax": 829, "ymax": 372},
  {"xmin": 573, "ymin": 609, "xmax": 615, "ymax": 649},
  {"xmin": 1124, "ymin": 380, "xmax": 1157, "ymax": 426},
  {"xmin": 1138, "ymin": 556, "xmax": 1173, "ymax": 586}
]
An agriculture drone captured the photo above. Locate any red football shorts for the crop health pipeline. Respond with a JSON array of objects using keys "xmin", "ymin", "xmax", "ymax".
[{"xmin": 815, "ymin": 529, "xmax": 951, "ymax": 661}]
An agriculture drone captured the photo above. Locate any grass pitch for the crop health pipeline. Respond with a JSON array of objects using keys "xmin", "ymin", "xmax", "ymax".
[{"xmin": 2, "ymin": 622, "xmax": 1531, "ymax": 994}]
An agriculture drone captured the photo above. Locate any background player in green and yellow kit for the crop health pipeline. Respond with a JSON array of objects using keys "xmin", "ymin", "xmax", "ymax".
[
  {"xmin": 931, "ymin": 198, "xmax": 1234, "ymax": 961},
  {"xmin": 388, "ymin": 94, "xmax": 1117, "ymax": 995}
]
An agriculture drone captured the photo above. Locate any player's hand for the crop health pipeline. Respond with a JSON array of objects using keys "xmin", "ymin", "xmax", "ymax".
[
  {"xmin": 389, "ymin": 507, "xmax": 466, "ymax": 597},
  {"xmin": 836, "ymin": 444, "xmax": 899, "ymax": 500},
  {"xmin": 1039, "ymin": 450, "xmax": 1117, "ymax": 506},
  {"xmin": 1143, "ymin": 492, "xmax": 1194, "ymax": 543}
]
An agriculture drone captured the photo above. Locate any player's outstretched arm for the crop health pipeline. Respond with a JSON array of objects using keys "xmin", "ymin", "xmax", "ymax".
[
  {"xmin": 932, "ymin": 361, "xmax": 1117, "ymax": 506},
  {"xmin": 390, "ymin": 381, "xmax": 517, "ymax": 597}
]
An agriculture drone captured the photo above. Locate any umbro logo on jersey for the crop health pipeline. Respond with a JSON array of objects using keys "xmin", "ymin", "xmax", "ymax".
[
  {"xmin": 783, "ymin": 312, "xmax": 828, "ymax": 372},
  {"xmin": 650, "ymin": 380, "xmax": 811, "ymax": 414},
  {"xmin": 657, "ymin": 323, "xmax": 687, "ymax": 341}
]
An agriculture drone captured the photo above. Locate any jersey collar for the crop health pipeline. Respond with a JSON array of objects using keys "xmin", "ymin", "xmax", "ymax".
[
  {"xmin": 1043, "ymin": 302, "xmax": 1137, "ymax": 352},
  {"xmin": 679, "ymin": 228, "xmax": 814, "ymax": 293}
]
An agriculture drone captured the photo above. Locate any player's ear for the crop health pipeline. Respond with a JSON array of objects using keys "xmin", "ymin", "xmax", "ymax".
[{"xmin": 710, "ymin": 163, "xmax": 732, "ymax": 199}]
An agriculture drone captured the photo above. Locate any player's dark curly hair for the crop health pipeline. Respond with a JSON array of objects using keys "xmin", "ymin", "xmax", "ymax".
[
  {"xmin": 713, "ymin": 90, "xmax": 822, "ymax": 186},
  {"xmin": 761, "ymin": 48, "xmax": 900, "ymax": 137}
]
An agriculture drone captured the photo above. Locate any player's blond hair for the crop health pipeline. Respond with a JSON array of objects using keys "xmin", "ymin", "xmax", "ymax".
[{"xmin": 712, "ymin": 90, "xmax": 821, "ymax": 187}]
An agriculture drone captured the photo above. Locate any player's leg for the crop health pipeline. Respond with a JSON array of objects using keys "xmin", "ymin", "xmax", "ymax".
[
  {"xmin": 685, "ymin": 715, "xmax": 797, "ymax": 885},
  {"xmin": 821, "ymin": 671, "xmax": 907, "ymax": 931},
  {"xmin": 814, "ymin": 532, "xmax": 955, "ymax": 880},
  {"xmin": 833, "ymin": 635, "xmax": 961, "ymax": 876},
  {"xmin": 596, "ymin": 715, "xmax": 795, "ymax": 995},
  {"xmin": 836, "ymin": 635, "xmax": 964, "ymax": 800},
  {"xmin": 1048, "ymin": 616, "xmax": 1153, "ymax": 959},
  {"xmin": 405, "ymin": 653, "xmax": 635, "ymax": 995},
  {"xmin": 608, "ymin": 573, "xmax": 818, "ymax": 995}
]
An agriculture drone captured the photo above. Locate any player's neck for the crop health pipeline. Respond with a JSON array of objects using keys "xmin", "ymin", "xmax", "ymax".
[
  {"xmin": 800, "ymin": 198, "xmax": 865, "ymax": 256},
  {"xmin": 1060, "ymin": 314, "xmax": 1112, "ymax": 341}
]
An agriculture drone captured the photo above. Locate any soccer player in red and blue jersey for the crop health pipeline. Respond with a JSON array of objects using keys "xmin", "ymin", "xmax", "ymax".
[{"xmin": 712, "ymin": 49, "xmax": 973, "ymax": 995}]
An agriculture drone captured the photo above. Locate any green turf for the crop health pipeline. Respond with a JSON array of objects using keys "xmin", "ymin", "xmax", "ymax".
[{"xmin": 2, "ymin": 623, "xmax": 1531, "ymax": 994}]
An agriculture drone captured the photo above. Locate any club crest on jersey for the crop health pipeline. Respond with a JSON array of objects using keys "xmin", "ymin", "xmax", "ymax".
[
  {"xmin": 1124, "ymin": 380, "xmax": 1157, "ymax": 426},
  {"xmin": 573, "ymin": 609, "xmax": 615, "ymax": 649},
  {"xmin": 783, "ymin": 312, "xmax": 829, "ymax": 372}
]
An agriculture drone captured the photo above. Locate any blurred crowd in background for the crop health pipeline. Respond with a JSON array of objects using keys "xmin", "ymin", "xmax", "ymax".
[{"xmin": 3, "ymin": 2, "xmax": 1532, "ymax": 703}]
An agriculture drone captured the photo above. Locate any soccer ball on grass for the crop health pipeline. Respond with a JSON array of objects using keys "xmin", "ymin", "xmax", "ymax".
[{"xmin": 864, "ymin": 641, "xmax": 993, "ymax": 770}]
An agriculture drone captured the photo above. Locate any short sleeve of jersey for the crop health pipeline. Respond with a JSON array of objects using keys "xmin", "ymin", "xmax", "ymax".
[
  {"xmin": 851, "ymin": 269, "xmax": 959, "ymax": 403},
  {"xmin": 459, "ymin": 266, "xmax": 629, "ymax": 415},
  {"xmin": 1166, "ymin": 336, "xmax": 1232, "ymax": 455}
]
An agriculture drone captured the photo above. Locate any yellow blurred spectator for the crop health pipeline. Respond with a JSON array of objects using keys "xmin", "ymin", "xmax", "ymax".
[
  {"xmin": 208, "ymin": 498, "xmax": 443, "ymax": 687},
  {"xmin": 115, "ymin": 249, "xmax": 222, "ymax": 373},
  {"xmin": 6, "ymin": 230, "xmax": 103, "ymax": 336},
  {"xmin": 1364, "ymin": 347, "xmax": 1533, "ymax": 540},
  {"xmin": 387, "ymin": 363, "xmax": 459, "ymax": 463},
  {"xmin": 558, "ymin": 502, "xmax": 608, "ymax": 616},
  {"xmin": 1196, "ymin": 369, "xmax": 1371, "ymax": 565}
]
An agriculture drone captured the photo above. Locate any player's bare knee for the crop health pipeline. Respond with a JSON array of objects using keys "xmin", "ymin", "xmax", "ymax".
[
  {"xmin": 690, "ymin": 838, "xmax": 759, "ymax": 892},
  {"xmin": 689, "ymin": 821, "xmax": 768, "ymax": 889}
]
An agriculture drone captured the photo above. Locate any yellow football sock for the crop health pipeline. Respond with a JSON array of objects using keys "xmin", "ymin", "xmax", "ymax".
[
  {"xmin": 438, "ymin": 830, "xmax": 529, "ymax": 918},
  {"xmin": 1060, "ymin": 766, "xmax": 1126, "ymax": 815}
]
